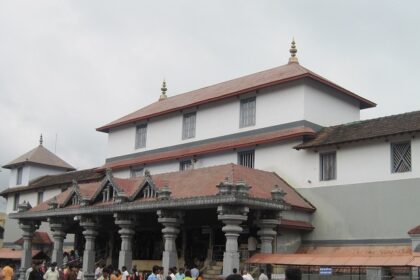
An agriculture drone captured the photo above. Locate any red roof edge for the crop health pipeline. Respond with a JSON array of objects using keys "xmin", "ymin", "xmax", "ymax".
[
  {"xmin": 96, "ymin": 128, "xmax": 315, "ymax": 172},
  {"xmin": 96, "ymin": 74, "xmax": 311, "ymax": 132},
  {"xmin": 408, "ymin": 225, "xmax": 420, "ymax": 235},
  {"xmin": 279, "ymin": 219, "xmax": 314, "ymax": 231}
]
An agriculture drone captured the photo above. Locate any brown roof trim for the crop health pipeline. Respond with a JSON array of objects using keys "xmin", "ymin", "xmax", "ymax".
[
  {"xmin": 96, "ymin": 65, "xmax": 375, "ymax": 133},
  {"xmin": 279, "ymin": 219, "xmax": 314, "ymax": 231},
  {"xmin": 97, "ymin": 127, "xmax": 316, "ymax": 171}
]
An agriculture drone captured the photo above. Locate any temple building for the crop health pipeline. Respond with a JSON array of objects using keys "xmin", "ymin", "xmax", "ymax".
[{"xmin": 2, "ymin": 41, "xmax": 420, "ymax": 279}]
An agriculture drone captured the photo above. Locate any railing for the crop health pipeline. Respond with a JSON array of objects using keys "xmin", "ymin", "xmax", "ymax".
[{"xmin": 212, "ymin": 245, "xmax": 225, "ymax": 262}]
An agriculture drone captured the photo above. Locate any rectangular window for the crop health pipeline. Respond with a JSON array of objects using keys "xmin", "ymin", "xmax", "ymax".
[
  {"xmin": 135, "ymin": 124, "xmax": 147, "ymax": 149},
  {"xmin": 391, "ymin": 141, "xmax": 411, "ymax": 173},
  {"xmin": 238, "ymin": 150, "xmax": 255, "ymax": 168},
  {"xmin": 320, "ymin": 152, "xmax": 336, "ymax": 181},
  {"xmin": 13, "ymin": 193, "xmax": 20, "ymax": 211},
  {"xmin": 37, "ymin": 191, "xmax": 44, "ymax": 205},
  {"xmin": 180, "ymin": 159, "xmax": 193, "ymax": 171},
  {"xmin": 182, "ymin": 112, "xmax": 196, "ymax": 139},
  {"xmin": 16, "ymin": 167, "xmax": 23, "ymax": 185},
  {"xmin": 130, "ymin": 166, "xmax": 144, "ymax": 177},
  {"xmin": 240, "ymin": 97, "xmax": 256, "ymax": 128}
]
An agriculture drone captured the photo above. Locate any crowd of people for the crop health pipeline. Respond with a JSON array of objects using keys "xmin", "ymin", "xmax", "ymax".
[{"xmin": 0, "ymin": 260, "xmax": 301, "ymax": 280}]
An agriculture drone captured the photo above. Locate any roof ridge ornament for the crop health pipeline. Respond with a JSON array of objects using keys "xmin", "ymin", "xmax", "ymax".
[
  {"xmin": 159, "ymin": 79, "xmax": 168, "ymax": 101},
  {"xmin": 39, "ymin": 134, "xmax": 43, "ymax": 146},
  {"xmin": 288, "ymin": 38, "xmax": 299, "ymax": 64}
]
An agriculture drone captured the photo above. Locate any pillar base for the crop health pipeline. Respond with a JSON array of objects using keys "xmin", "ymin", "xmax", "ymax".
[
  {"xmin": 222, "ymin": 251, "xmax": 240, "ymax": 276},
  {"xmin": 84, "ymin": 273, "xmax": 95, "ymax": 280}
]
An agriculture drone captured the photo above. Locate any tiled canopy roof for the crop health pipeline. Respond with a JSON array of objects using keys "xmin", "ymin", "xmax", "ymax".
[
  {"xmin": 2, "ymin": 144, "xmax": 75, "ymax": 171},
  {"xmin": 97, "ymin": 62, "xmax": 375, "ymax": 132},
  {"xmin": 0, "ymin": 248, "xmax": 42, "ymax": 260},
  {"xmin": 295, "ymin": 110, "xmax": 420, "ymax": 150},
  {"xmin": 0, "ymin": 168, "xmax": 103, "ymax": 196},
  {"xmin": 15, "ymin": 231, "xmax": 52, "ymax": 245},
  {"xmin": 99, "ymin": 126, "xmax": 316, "ymax": 171},
  {"xmin": 29, "ymin": 164, "xmax": 315, "ymax": 213},
  {"xmin": 408, "ymin": 225, "xmax": 420, "ymax": 235}
]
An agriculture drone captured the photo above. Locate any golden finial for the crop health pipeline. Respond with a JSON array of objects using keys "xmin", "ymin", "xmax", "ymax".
[
  {"xmin": 289, "ymin": 38, "xmax": 299, "ymax": 64},
  {"xmin": 159, "ymin": 79, "xmax": 167, "ymax": 101},
  {"xmin": 39, "ymin": 134, "xmax": 43, "ymax": 145}
]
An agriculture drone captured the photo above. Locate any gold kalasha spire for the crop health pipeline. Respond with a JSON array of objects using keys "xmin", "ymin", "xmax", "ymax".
[
  {"xmin": 288, "ymin": 38, "xmax": 299, "ymax": 64},
  {"xmin": 159, "ymin": 79, "xmax": 167, "ymax": 101}
]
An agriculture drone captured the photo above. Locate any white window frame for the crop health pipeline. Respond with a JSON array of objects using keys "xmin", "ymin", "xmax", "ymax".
[
  {"xmin": 130, "ymin": 166, "xmax": 144, "ymax": 177},
  {"xmin": 13, "ymin": 193, "xmax": 20, "ymax": 211},
  {"xmin": 37, "ymin": 191, "xmax": 44, "ymax": 205},
  {"xmin": 238, "ymin": 150, "xmax": 255, "ymax": 168},
  {"xmin": 16, "ymin": 166, "xmax": 23, "ymax": 185},
  {"xmin": 182, "ymin": 112, "xmax": 196, "ymax": 140},
  {"xmin": 180, "ymin": 159, "xmax": 194, "ymax": 171},
  {"xmin": 391, "ymin": 141, "xmax": 411, "ymax": 173},
  {"xmin": 240, "ymin": 97, "xmax": 256, "ymax": 128},
  {"xmin": 135, "ymin": 124, "xmax": 147, "ymax": 149},
  {"xmin": 320, "ymin": 151, "xmax": 337, "ymax": 181}
]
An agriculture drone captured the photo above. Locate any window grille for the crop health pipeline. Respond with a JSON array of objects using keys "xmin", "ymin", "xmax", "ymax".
[
  {"xmin": 240, "ymin": 97, "xmax": 256, "ymax": 128},
  {"xmin": 391, "ymin": 141, "xmax": 411, "ymax": 173},
  {"xmin": 37, "ymin": 191, "xmax": 44, "ymax": 205},
  {"xmin": 130, "ymin": 166, "xmax": 144, "ymax": 177},
  {"xmin": 182, "ymin": 112, "xmax": 196, "ymax": 139},
  {"xmin": 13, "ymin": 193, "xmax": 20, "ymax": 211},
  {"xmin": 135, "ymin": 124, "xmax": 147, "ymax": 149},
  {"xmin": 16, "ymin": 167, "xmax": 23, "ymax": 185},
  {"xmin": 180, "ymin": 159, "xmax": 193, "ymax": 171},
  {"xmin": 238, "ymin": 150, "xmax": 255, "ymax": 168},
  {"xmin": 72, "ymin": 195, "xmax": 79, "ymax": 205},
  {"xmin": 320, "ymin": 152, "xmax": 336, "ymax": 181},
  {"xmin": 141, "ymin": 185, "xmax": 157, "ymax": 199}
]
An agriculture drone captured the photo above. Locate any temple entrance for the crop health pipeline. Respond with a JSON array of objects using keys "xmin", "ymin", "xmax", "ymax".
[{"xmin": 184, "ymin": 227, "xmax": 210, "ymax": 266}]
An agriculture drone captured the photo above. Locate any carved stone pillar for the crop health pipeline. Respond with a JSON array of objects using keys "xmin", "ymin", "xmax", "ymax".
[
  {"xmin": 49, "ymin": 218, "xmax": 68, "ymax": 267},
  {"xmin": 157, "ymin": 210, "xmax": 183, "ymax": 276},
  {"xmin": 80, "ymin": 216, "xmax": 99, "ymax": 280},
  {"xmin": 114, "ymin": 213, "xmax": 135, "ymax": 271},
  {"xmin": 217, "ymin": 205, "xmax": 249, "ymax": 276},
  {"xmin": 257, "ymin": 218, "xmax": 278, "ymax": 253},
  {"xmin": 18, "ymin": 220, "xmax": 39, "ymax": 280}
]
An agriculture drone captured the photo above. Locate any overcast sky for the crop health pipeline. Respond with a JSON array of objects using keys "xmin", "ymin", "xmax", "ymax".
[{"xmin": 0, "ymin": 1, "xmax": 419, "ymax": 209}]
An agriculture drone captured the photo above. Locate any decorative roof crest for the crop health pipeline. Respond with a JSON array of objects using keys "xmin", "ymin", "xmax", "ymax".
[
  {"xmin": 159, "ymin": 79, "xmax": 168, "ymax": 101},
  {"xmin": 288, "ymin": 38, "xmax": 299, "ymax": 64}
]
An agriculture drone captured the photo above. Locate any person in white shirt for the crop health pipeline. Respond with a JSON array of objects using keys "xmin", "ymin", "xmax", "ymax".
[
  {"xmin": 242, "ymin": 270, "xmax": 253, "ymax": 280},
  {"xmin": 121, "ymin": 267, "xmax": 129, "ymax": 280},
  {"xmin": 169, "ymin": 268, "xmax": 176, "ymax": 280},
  {"xmin": 43, "ymin": 263, "xmax": 59, "ymax": 280},
  {"xmin": 258, "ymin": 269, "xmax": 268, "ymax": 280}
]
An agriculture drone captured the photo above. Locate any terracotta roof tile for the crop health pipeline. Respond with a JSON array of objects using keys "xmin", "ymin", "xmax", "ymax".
[
  {"xmin": 279, "ymin": 219, "xmax": 314, "ymax": 231},
  {"xmin": 0, "ymin": 168, "xmax": 103, "ymax": 196},
  {"xmin": 31, "ymin": 164, "xmax": 315, "ymax": 212},
  {"xmin": 408, "ymin": 225, "xmax": 420, "ymax": 235},
  {"xmin": 296, "ymin": 110, "xmax": 420, "ymax": 150},
  {"xmin": 3, "ymin": 144, "xmax": 75, "ymax": 170},
  {"xmin": 0, "ymin": 248, "xmax": 41, "ymax": 260},
  {"xmin": 15, "ymin": 231, "xmax": 52, "ymax": 245},
  {"xmin": 99, "ymin": 127, "xmax": 315, "ymax": 171},
  {"xmin": 97, "ymin": 63, "xmax": 375, "ymax": 132}
]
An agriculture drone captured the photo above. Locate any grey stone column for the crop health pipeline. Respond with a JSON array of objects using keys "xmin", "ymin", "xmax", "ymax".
[
  {"xmin": 114, "ymin": 213, "xmax": 135, "ymax": 271},
  {"xmin": 18, "ymin": 220, "xmax": 39, "ymax": 280},
  {"xmin": 49, "ymin": 218, "xmax": 67, "ymax": 267},
  {"xmin": 217, "ymin": 205, "xmax": 249, "ymax": 276},
  {"xmin": 157, "ymin": 210, "xmax": 182, "ymax": 277},
  {"xmin": 257, "ymin": 219, "xmax": 278, "ymax": 253},
  {"xmin": 80, "ymin": 217, "xmax": 99, "ymax": 280}
]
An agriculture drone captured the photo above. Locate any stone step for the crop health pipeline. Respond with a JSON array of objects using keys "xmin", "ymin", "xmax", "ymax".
[
  {"xmin": 206, "ymin": 268, "xmax": 222, "ymax": 274},
  {"xmin": 202, "ymin": 274, "xmax": 221, "ymax": 279},
  {"xmin": 209, "ymin": 265, "xmax": 223, "ymax": 270}
]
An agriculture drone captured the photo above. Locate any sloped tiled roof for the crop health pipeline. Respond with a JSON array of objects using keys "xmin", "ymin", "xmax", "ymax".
[
  {"xmin": 0, "ymin": 248, "xmax": 42, "ymax": 260},
  {"xmin": 30, "ymin": 164, "xmax": 315, "ymax": 213},
  {"xmin": 295, "ymin": 110, "xmax": 420, "ymax": 150},
  {"xmin": 408, "ymin": 225, "xmax": 420, "ymax": 235},
  {"xmin": 15, "ymin": 231, "xmax": 52, "ymax": 245},
  {"xmin": 99, "ymin": 126, "xmax": 315, "ymax": 171},
  {"xmin": 2, "ymin": 144, "xmax": 75, "ymax": 171},
  {"xmin": 97, "ymin": 62, "xmax": 375, "ymax": 132},
  {"xmin": 0, "ymin": 168, "xmax": 103, "ymax": 196}
]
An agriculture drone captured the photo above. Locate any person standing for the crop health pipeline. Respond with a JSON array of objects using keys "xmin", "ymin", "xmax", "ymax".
[
  {"xmin": 190, "ymin": 266, "xmax": 199, "ymax": 280},
  {"xmin": 168, "ymin": 268, "xmax": 176, "ymax": 280},
  {"xmin": 146, "ymin": 266, "xmax": 159, "ymax": 280},
  {"xmin": 242, "ymin": 270, "xmax": 253, "ymax": 280},
  {"xmin": 174, "ymin": 268, "xmax": 184, "ymax": 280},
  {"xmin": 121, "ymin": 267, "xmax": 129, "ymax": 280},
  {"xmin": 183, "ymin": 271, "xmax": 193, "ymax": 280},
  {"xmin": 258, "ymin": 269, "xmax": 268, "ymax": 280},
  {"xmin": 2, "ymin": 264, "xmax": 13, "ymax": 280},
  {"xmin": 44, "ymin": 263, "xmax": 60, "ymax": 280},
  {"xmin": 97, "ymin": 269, "xmax": 110, "ymax": 280},
  {"xmin": 29, "ymin": 263, "xmax": 44, "ymax": 280},
  {"xmin": 26, "ymin": 263, "xmax": 36, "ymax": 280}
]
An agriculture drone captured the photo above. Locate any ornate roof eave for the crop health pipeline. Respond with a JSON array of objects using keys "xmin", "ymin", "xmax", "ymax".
[
  {"xmin": 61, "ymin": 180, "xmax": 81, "ymax": 207},
  {"xmin": 90, "ymin": 169, "xmax": 124, "ymax": 202},
  {"xmin": 10, "ymin": 194, "xmax": 290, "ymax": 220}
]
